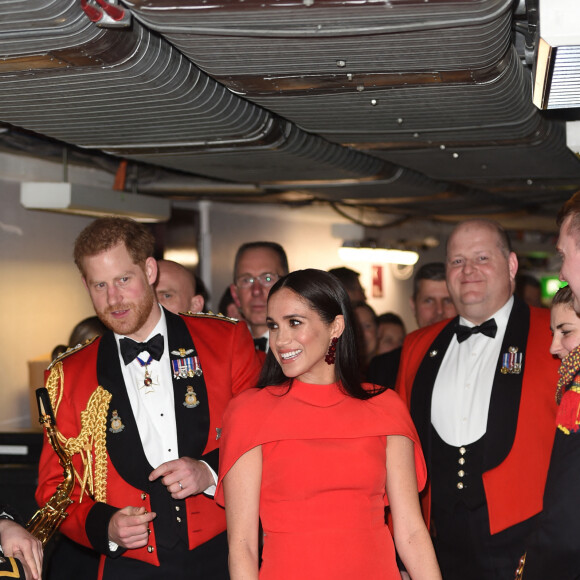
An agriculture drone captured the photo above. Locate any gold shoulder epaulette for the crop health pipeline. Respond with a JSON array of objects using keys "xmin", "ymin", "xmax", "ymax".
[
  {"xmin": 181, "ymin": 311, "xmax": 239, "ymax": 324},
  {"xmin": 48, "ymin": 335, "xmax": 99, "ymax": 370}
]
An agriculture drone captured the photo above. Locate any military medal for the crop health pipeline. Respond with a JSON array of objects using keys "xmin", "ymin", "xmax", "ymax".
[
  {"xmin": 136, "ymin": 354, "xmax": 156, "ymax": 393},
  {"xmin": 172, "ymin": 353, "xmax": 203, "ymax": 378},
  {"xmin": 500, "ymin": 346, "xmax": 523, "ymax": 375},
  {"xmin": 191, "ymin": 355, "xmax": 202, "ymax": 376},
  {"xmin": 109, "ymin": 410, "xmax": 125, "ymax": 433},
  {"xmin": 183, "ymin": 386, "xmax": 200, "ymax": 408}
]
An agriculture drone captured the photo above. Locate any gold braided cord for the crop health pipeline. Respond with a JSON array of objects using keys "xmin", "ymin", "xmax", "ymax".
[
  {"xmin": 46, "ymin": 362, "xmax": 65, "ymax": 415},
  {"xmin": 45, "ymin": 363, "xmax": 112, "ymax": 503}
]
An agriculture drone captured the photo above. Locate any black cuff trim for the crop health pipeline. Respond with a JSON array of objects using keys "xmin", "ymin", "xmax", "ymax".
[{"xmin": 85, "ymin": 502, "xmax": 126, "ymax": 559}]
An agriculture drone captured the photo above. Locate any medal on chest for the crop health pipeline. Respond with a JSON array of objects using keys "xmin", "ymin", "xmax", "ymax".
[
  {"xmin": 172, "ymin": 346, "xmax": 204, "ymax": 410},
  {"xmin": 135, "ymin": 354, "xmax": 157, "ymax": 393},
  {"xmin": 500, "ymin": 346, "xmax": 523, "ymax": 375}
]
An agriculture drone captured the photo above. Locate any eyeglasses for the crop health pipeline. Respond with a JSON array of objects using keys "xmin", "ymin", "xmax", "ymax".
[{"xmin": 235, "ymin": 273, "xmax": 280, "ymax": 289}]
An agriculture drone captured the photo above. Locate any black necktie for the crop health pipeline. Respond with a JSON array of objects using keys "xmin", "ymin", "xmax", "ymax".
[
  {"xmin": 120, "ymin": 334, "xmax": 164, "ymax": 365},
  {"xmin": 253, "ymin": 337, "xmax": 268, "ymax": 352},
  {"xmin": 455, "ymin": 318, "xmax": 497, "ymax": 343}
]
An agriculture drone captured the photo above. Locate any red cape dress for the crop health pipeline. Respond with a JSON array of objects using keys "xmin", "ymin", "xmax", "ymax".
[{"xmin": 216, "ymin": 380, "xmax": 427, "ymax": 579}]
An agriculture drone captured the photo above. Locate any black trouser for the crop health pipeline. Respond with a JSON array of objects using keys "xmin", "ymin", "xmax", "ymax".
[
  {"xmin": 432, "ymin": 502, "xmax": 536, "ymax": 580},
  {"xmin": 101, "ymin": 532, "xmax": 229, "ymax": 580}
]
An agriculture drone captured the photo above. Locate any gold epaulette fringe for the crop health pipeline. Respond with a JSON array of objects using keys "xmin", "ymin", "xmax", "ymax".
[
  {"xmin": 181, "ymin": 311, "xmax": 238, "ymax": 323},
  {"xmin": 45, "ymin": 362, "xmax": 112, "ymax": 503},
  {"xmin": 47, "ymin": 336, "xmax": 99, "ymax": 370}
]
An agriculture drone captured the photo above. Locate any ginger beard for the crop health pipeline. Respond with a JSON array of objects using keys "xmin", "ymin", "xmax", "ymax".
[{"xmin": 95, "ymin": 282, "xmax": 156, "ymax": 337}]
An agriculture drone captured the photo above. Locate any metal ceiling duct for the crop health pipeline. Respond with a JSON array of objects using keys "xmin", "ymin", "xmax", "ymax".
[
  {"xmin": 0, "ymin": 0, "xmax": 392, "ymax": 185},
  {"xmin": 0, "ymin": 0, "xmax": 579, "ymax": 228}
]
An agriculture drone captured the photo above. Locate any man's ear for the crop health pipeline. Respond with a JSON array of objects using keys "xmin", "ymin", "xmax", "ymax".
[
  {"xmin": 508, "ymin": 251, "xmax": 518, "ymax": 282},
  {"xmin": 409, "ymin": 296, "xmax": 417, "ymax": 317},
  {"xmin": 145, "ymin": 257, "xmax": 158, "ymax": 285},
  {"xmin": 190, "ymin": 294, "xmax": 204, "ymax": 314},
  {"xmin": 81, "ymin": 276, "xmax": 88, "ymax": 291},
  {"xmin": 230, "ymin": 283, "xmax": 242, "ymax": 309}
]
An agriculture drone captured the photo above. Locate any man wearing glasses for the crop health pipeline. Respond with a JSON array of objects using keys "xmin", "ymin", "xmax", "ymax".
[{"xmin": 230, "ymin": 242, "xmax": 289, "ymax": 352}]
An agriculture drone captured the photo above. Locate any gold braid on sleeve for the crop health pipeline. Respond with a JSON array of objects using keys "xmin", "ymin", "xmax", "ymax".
[{"xmin": 45, "ymin": 362, "xmax": 112, "ymax": 503}]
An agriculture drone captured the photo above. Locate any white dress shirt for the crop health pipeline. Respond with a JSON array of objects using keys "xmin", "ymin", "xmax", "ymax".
[
  {"xmin": 114, "ymin": 305, "xmax": 216, "ymax": 485},
  {"xmin": 115, "ymin": 306, "xmax": 178, "ymax": 469},
  {"xmin": 431, "ymin": 296, "xmax": 513, "ymax": 446},
  {"xmin": 108, "ymin": 307, "xmax": 215, "ymax": 551}
]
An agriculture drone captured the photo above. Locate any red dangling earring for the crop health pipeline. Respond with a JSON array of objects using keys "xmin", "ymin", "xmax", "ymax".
[{"xmin": 325, "ymin": 337, "xmax": 338, "ymax": 365}]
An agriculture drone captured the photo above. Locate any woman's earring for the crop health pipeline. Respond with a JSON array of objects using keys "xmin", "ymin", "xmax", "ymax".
[{"xmin": 325, "ymin": 337, "xmax": 339, "ymax": 365}]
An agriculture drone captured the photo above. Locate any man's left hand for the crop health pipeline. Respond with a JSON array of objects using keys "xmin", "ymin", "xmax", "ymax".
[{"xmin": 149, "ymin": 457, "xmax": 214, "ymax": 499}]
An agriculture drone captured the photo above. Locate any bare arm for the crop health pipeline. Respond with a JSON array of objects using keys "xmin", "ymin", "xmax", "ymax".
[
  {"xmin": 386, "ymin": 435, "xmax": 442, "ymax": 580},
  {"xmin": 223, "ymin": 446, "xmax": 262, "ymax": 580}
]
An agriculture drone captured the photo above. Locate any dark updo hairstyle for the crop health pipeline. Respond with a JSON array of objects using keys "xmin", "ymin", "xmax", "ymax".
[
  {"xmin": 256, "ymin": 268, "xmax": 384, "ymax": 400},
  {"xmin": 552, "ymin": 285, "xmax": 574, "ymax": 308}
]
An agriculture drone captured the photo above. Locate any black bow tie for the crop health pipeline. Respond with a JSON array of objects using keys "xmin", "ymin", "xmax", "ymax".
[
  {"xmin": 253, "ymin": 337, "xmax": 268, "ymax": 352},
  {"xmin": 120, "ymin": 334, "xmax": 164, "ymax": 365},
  {"xmin": 455, "ymin": 319, "xmax": 497, "ymax": 343}
]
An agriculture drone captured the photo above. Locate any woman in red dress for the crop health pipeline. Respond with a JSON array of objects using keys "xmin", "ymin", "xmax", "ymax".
[{"xmin": 216, "ymin": 269, "xmax": 441, "ymax": 580}]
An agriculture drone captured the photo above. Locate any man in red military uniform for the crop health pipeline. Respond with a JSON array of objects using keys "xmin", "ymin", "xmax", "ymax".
[
  {"xmin": 36, "ymin": 217, "xmax": 261, "ymax": 579},
  {"xmin": 396, "ymin": 219, "xmax": 559, "ymax": 580}
]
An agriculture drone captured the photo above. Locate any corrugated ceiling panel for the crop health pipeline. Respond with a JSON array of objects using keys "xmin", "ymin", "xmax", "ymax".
[
  {"xmin": 246, "ymin": 49, "xmax": 536, "ymax": 144},
  {"xmin": 162, "ymin": 11, "xmax": 512, "ymax": 76},
  {"xmin": 111, "ymin": 121, "xmax": 388, "ymax": 182},
  {"xmin": 378, "ymin": 118, "xmax": 580, "ymax": 181},
  {"xmin": 0, "ymin": 0, "xmax": 396, "ymax": 184},
  {"xmin": 125, "ymin": 0, "xmax": 514, "ymax": 36}
]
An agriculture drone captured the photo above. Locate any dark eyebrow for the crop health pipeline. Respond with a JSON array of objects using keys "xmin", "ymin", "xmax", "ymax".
[{"xmin": 267, "ymin": 314, "xmax": 306, "ymax": 322}]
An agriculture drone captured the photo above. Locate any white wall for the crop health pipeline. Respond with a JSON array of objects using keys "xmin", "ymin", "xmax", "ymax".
[{"xmin": 1, "ymin": 182, "xmax": 96, "ymax": 429}]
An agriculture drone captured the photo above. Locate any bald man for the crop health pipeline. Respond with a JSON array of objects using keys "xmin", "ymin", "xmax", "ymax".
[
  {"xmin": 396, "ymin": 219, "xmax": 558, "ymax": 580},
  {"xmin": 155, "ymin": 260, "xmax": 204, "ymax": 315}
]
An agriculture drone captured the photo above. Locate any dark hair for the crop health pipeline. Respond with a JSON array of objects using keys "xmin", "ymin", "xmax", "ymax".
[
  {"xmin": 68, "ymin": 316, "xmax": 108, "ymax": 346},
  {"xmin": 552, "ymin": 285, "xmax": 574, "ymax": 308},
  {"xmin": 74, "ymin": 217, "xmax": 155, "ymax": 275},
  {"xmin": 377, "ymin": 312, "xmax": 406, "ymax": 332},
  {"xmin": 446, "ymin": 219, "xmax": 513, "ymax": 258},
  {"xmin": 194, "ymin": 275, "xmax": 210, "ymax": 304},
  {"xmin": 412, "ymin": 262, "xmax": 446, "ymax": 299},
  {"xmin": 51, "ymin": 315, "xmax": 108, "ymax": 360},
  {"xmin": 257, "ymin": 269, "xmax": 383, "ymax": 400},
  {"xmin": 218, "ymin": 286, "xmax": 235, "ymax": 314},
  {"xmin": 557, "ymin": 190, "xmax": 580, "ymax": 237},
  {"xmin": 352, "ymin": 301, "xmax": 378, "ymax": 327},
  {"xmin": 327, "ymin": 266, "xmax": 361, "ymax": 292},
  {"xmin": 233, "ymin": 241, "xmax": 289, "ymax": 280}
]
